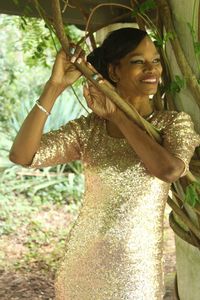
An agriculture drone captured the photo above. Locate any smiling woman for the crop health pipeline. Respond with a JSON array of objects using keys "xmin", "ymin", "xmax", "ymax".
[
  {"xmin": 110, "ymin": 36, "xmax": 162, "ymax": 100},
  {"xmin": 9, "ymin": 27, "xmax": 200, "ymax": 300},
  {"xmin": 87, "ymin": 28, "xmax": 162, "ymax": 117}
]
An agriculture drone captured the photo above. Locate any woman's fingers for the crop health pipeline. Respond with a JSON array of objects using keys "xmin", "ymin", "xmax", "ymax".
[
  {"xmin": 87, "ymin": 81, "xmax": 105, "ymax": 101},
  {"xmin": 83, "ymin": 84, "xmax": 93, "ymax": 108},
  {"xmin": 86, "ymin": 62, "xmax": 116, "ymax": 90},
  {"xmin": 69, "ymin": 43, "xmax": 85, "ymax": 63},
  {"xmin": 83, "ymin": 81, "xmax": 117, "ymax": 118},
  {"xmin": 86, "ymin": 61, "xmax": 97, "ymax": 72},
  {"xmin": 86, "ymin": 63, "xmax": 103, "ymax": 81}
]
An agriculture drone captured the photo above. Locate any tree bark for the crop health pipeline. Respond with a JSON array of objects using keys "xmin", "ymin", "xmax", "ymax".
[{"xmin": 165, "ymin": 1, "xmax": 200, "ymax": 299}]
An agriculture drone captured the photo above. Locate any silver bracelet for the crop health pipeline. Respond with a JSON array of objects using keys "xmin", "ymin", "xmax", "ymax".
[{"xmin": 35, "ymin": 100, "xmax": 51, "ymax": 116}]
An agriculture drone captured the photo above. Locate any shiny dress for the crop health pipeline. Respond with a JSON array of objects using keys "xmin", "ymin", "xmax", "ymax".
[{"xmin": 29, "ymin": 110, "xmax": 200, "ymax": 300}]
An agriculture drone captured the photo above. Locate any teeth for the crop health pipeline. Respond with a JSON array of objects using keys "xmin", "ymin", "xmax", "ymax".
[{"xmin": 142, "ymin": 79, "xmax": 157, "ymax": 83}]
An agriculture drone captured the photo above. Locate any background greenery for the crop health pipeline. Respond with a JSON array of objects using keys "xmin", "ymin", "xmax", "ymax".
[{"xmin": 0, "ymin": 14, "xmax": 87, "ymax": 272}]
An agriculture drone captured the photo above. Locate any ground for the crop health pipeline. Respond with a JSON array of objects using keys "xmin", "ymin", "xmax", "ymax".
[{"xmin": 0, "ymin": 203, "xmax": 176, "ymax": 300}]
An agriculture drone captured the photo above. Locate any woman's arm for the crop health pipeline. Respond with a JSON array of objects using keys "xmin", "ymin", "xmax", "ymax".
[
  {"xmin": 110, "ymin": 110, "xmax": 185, "ymax": 183},
  {"xmin": 83, "ymin": 82, "xmax": 185, "ymax": 183},
  {"xmin": 9, "ymin": 47, "xmax": 83, "ymax": 166},
  {"xmin": 9, "ymin": 81, "xmax": 63, "ymax": 165}
]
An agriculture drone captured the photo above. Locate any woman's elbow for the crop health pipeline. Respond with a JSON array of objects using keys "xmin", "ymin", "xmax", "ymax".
[
  {"xmin": 158, "ymin": 163, "xmax": 185, "ymax": 183},
  {"xmin": 159, "ymin": 171, "xmax": 179, "ymax": 183},
  {"xmin": 9, "ymin": 151, "xmax": 18, "ymax": 164},
  {"xmin": 9, "ymin": 151, "xmax": 32, "ymax": 166}
]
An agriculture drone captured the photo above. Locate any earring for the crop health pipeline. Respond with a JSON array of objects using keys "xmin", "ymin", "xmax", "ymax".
[{"xmin": 109, "ymin": 75, "xmax": 119, "ymax": 83}]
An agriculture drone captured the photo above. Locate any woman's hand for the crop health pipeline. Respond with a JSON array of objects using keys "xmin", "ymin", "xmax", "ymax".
[
  {"xmin": 49, "ymin": 44, "xmax": 85, "ymax": 91},
  {"xmin": 83, "ymin": 80, "xmax": 119, "ymax": 121}
]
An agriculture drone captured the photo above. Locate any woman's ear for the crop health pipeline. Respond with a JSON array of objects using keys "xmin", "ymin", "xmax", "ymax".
[{"xmin": 108, "ymin": 64, "xmax": 119, "ymax": 83}]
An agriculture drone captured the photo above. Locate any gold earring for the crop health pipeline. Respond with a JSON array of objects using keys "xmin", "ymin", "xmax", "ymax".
[{"xmin": 109, "ymin": 75, "xmax": 118, "ymax": 83}]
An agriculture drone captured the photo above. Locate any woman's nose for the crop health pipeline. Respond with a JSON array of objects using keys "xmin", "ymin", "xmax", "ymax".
[{"xmin": 143, "ymin": 62, "xmax": 155, "ymax": 72}]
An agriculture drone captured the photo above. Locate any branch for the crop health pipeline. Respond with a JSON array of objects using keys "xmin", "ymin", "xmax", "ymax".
[
  {"xmin": 156, "ymin": 0, "xmax": 200, "ymax": 109},
  {"xmin": 167, "ymin": 196, "xmax": 200, "ymax": 240},
  {"xmin": 51, "ymin": 0, "xmax": 161, "ymax": 142},
  {"xmin": 52, "ymin": 0, "xmax": 69, "ymax": 53},
  {"xmin": 169, "ymin": 211, "xmax": 199, "ymax": 247}
]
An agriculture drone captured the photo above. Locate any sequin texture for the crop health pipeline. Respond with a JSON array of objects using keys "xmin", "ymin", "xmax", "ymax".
[{"xmin": 29, "ymin": 111, "xmax": 200, "ymax": 300}]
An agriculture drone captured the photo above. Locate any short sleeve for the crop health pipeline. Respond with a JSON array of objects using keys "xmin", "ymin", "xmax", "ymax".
[
  {"xmin": 27, "ymin": 114, "xmax": 91, "ymax": 169},
  {"xmin": 162, "ymin": 111, "xmax": 200, "ymax": 177}
]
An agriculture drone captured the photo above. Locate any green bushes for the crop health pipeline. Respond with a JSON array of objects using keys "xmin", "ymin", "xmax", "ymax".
[{"xmin": 0, "ymin": 14, "xmax": 87, "ymax": 271}]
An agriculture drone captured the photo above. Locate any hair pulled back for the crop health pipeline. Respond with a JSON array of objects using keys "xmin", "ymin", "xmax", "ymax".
[{"xmin": 87, "ymin": 27, "xmax": 147, "ymax": 84}]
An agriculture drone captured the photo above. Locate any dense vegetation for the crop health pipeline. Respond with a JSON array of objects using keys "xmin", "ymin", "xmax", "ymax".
[{"xmin": 0, "ymin": 14, "xmax": 87, "ymax": 272}]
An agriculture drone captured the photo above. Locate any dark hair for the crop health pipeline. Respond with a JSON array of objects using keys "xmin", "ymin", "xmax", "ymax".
[{"xmin": 87, "ymin": 27, "xmax": 147, "ymax": 84}]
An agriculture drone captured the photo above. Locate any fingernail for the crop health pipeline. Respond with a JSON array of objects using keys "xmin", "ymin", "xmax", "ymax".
[
  {"xmin": 70, "ymin": 56, "xmax": 76, "ymax": 63},
  {"xmin": 77, "ymin": 57, "xmax": 82, "ymax": 64},
  {"xmin": 92, "ymin": 73, "xmax": 99, "ymax": 81},
  {"xmin": 69, "ymin": 47, "xmax": 75, "ymax": 55}
]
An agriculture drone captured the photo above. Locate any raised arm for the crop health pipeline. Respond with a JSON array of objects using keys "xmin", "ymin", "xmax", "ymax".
[
  {"xmin": 83, "ymin": 82, "xmax": 200, "ymax": 183},
  {"xmin": 9, "ymin": 47, "xmax": 83, "ymax": 166}
]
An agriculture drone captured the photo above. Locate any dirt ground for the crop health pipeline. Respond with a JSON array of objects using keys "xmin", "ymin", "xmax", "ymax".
[{"xmin": 0, "ymin": 204, "xmax": 176, "ymax": 300}]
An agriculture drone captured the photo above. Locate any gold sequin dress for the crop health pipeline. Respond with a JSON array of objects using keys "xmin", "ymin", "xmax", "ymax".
[{"xmin": 29, "ymin": 110, "xmax": 200, "ymax": 300}]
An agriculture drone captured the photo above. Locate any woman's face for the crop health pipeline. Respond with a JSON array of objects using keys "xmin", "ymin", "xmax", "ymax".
[{"xmin": 113, "ymin": 36, "xmax": 163, "ymax": 97}]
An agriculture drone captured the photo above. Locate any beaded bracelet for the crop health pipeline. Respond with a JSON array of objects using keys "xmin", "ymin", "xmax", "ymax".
[{"xmin": 35, "ymin": 100, "xmax": 51, "ymax": 116}]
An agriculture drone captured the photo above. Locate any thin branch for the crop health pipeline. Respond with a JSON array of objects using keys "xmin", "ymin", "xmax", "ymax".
[
  {"xmin": 34, "ymin": 0, "xmax": 56, "ymax": 35},
  {"xmin": 52, "ymin": 0, "xmax": 69, "ymax": 53},
  {"xmin": 169, "ymin": 211, "xmax": 200, "ymax": 248},
  {"xmin": 77, "ymin": 11, "xmax": 132, "ymax": 46},
  {"xmin": 70, "ymin": 0, "xmax": 97, "ymax": 49},
  {"xmin": 198, "ymin": 0, "xmax": 200, "ymax": 42},
  {"xmin": 156, "ymin": 0, "xmax": 200, "ymax": 109},
  {"xmin": 70, "ymin": 85, "xmax": 90, "ymax": 114},
  {"xmin": 51, "ymin": 0, "xmax": 162, "ymax": 142},
  {"xmin": 85, "ymin": 3, "xmax": 133, "ymax": 34},
  {"xmin": 62, "ymin": 0, "xmax": 76, "ymax": 13},
  {"xmin": 167, "ymin": 196, "xmax": 200, "ymax": 240}
]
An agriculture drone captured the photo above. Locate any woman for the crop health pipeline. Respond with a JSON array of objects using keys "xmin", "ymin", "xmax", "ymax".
[{"xmin": 9, "ymin": 28, "xmax": 200, "ymax": 299}]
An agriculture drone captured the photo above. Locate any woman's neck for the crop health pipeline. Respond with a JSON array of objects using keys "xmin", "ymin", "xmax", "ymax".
[
  {"xmin": 106, "ymin": 92, "xmax": 154, "ymax": 138},
  {"xmin": 117, "ymin": 89, "xmax": 153, "ymax": 117}
]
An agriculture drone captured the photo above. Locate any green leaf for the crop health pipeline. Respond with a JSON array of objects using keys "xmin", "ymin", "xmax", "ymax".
[
  {"xmin": 185, "ymin": 182, "xmax": 200, "ymax": 207},
  {"xmin": 132, "ymin": 0, "xmax": 156, "ymax": 17},
  {"xmin": 139, "ymin": 0, "xmax": 157, "ymax": 14},
  {"xmin": 194, "ymin": 42, "xmax": 200, "ymax": 56},
  {"xmin": 167, "ymin": 75, "xmax": 186, "ymax": 94},
  {"xmin": 187, "ymin": 22, "xmax": 195, "ymax": 36},
  {"xmin": 163, "ymin": 31, "xmax": 174, "ymax": 44}
]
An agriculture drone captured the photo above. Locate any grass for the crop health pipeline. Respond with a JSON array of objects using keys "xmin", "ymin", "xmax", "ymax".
[{"xmin": 0, "ymin": 165, "xmax": 84, "ymax": 273}]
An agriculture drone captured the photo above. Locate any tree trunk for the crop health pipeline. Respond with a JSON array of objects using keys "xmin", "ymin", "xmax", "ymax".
[{"xmin": 166, "ymin": 1, "xmax": 200, "ymax": 299}]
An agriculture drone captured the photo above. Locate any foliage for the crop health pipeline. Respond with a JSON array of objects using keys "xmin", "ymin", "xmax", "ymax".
[
  {"xmin": 185, "ymin": 181, "xmax": 200, "ymax": 207},
  {"xmin": 151, "ymin": 31, "xmax": 175, "ymax": 49},
  {"xmin": 132, "ymin": 0, "xmax": 156, "ymax": 17},
  {"xmin": 186, "ymin": 0, "xmax": 200, "ymax": 76},
  {"xmin": 0, "ymin": 15, "xmax": 49, "ymax": 123},
  {"xmin": 0, "ymin": 14, "xmax": 87, "ymax": 273},
  {"xmin": 0, "ymin": 14, "xmax": 87, "ymax": 131},
  {"xmin": 0, "ymin": 188, "xmax": 81, "ymax": 271},
  {"xmin": 166, "ymin": 75, "xmax": 186, "ymax": 95}
]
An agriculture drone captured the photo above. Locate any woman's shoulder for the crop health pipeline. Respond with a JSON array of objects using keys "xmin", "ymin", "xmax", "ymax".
[
  {"xmin": 65, "ymin": 112, "xmax": 105, "ymax": 137},
  {"xmin": 74, "ymin": 112, "xmax": 104, "ymax": 127},
  {"xmin": 151, "ymin": 110, "xmax": 192, "ymax": 130}
]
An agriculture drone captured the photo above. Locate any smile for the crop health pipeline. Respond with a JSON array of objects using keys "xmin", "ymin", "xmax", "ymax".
[{"xmin": 140, "ymin": 78, "xmax": 157, "ymax": 84}]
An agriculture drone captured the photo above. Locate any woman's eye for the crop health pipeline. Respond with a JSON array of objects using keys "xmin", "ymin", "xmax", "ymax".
[
  {"xmin": 153, "ymin": 58, "xmax": 161, "ymax": 63},
  {"xmin": 130, "ymin": 60, "xmax": 144, "ymax": 64}
]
